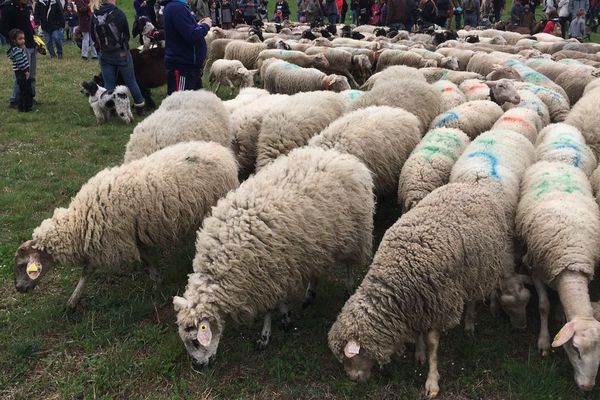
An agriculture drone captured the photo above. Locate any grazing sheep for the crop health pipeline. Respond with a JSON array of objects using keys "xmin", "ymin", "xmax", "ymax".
[
  {"xmin": 492, "ymin": 108, "xmax": 543, "ymax": 143},
  {"xmin": 224, "ymin": 41, "xmax": 268, "ymax": 69},
  {"xmin": 554, "ymin": 67, "xmax": 600, "ymax": 105},
  {"xmin": 308, "ymin": 106, "xmax": 422, "ymax": 198},
  {"xmin": 514, "ymin": 81, "xmax": 570, "ymax": 123},
  {"xmin": 255, "ymin": 91, "xmax": 347, "ymax": 170},
  {"xmin": 208, "ymin": 59, "xmax": 258, "ymax": 95},
  {"xmin": 328, "ymin": 182, "xmax": 509, "ymax": 397},
  {"xmin": 516, "ymin": 161, "xmax": 600, "ymax": 391},
  {"xmin": 262, "ymin": 60, "xmax": 351, "ymax": 95},
  {"xmin": 503, "ymin": 90, "xmax": 551, "ymax": 127},
  {"xmin": 351, "ymin": 79, "xmax": 442, "ymax": 131},
  {"xmin": 419, "ymin": 67, "xmax": 484, "ymax": 84},
  {"xmin": 375, "ymin": 49, "xmax": 438, "ymax": 71},
  {"xmin": 360, "ymin": 65, "xmax": 426, "ymax": 90},
  {"xmin": 174, "ymin": 147, "xmax": 374, "ymax": 363},
  {"xmin": 535, "ymin": 123, "xmax": 598, "ymax": 176},
  {"xmin": 565, "ymin": 87, "xmax": 600, "ymax": 160},
  {"xmin": 398, "ymin": 128, "xmax": 470, "ymax": 211},
  {"xmin": 305, "ymin": 47, "xmax": 373, "ymax": 86},
  {"xmin": 255, "ymin": 49, "xmax": 330, "ymax": 69},
  {"xmin": 223, "ymin": 87, "xmax": 269, "ymax": 113},
  {"xmin": 431, "ymin": 80, "xmax": 467, "ymax": 111},
  {"xmin": 124, "ymin": 90, "xmax": 231, "ymax": 162},
  {"xmin": 14, "ymin": 142, "xmax": 239, "ymax": 307},
  {"xmin": 430, "ymin": 100, "xmax": 504, "ymax": 139}
]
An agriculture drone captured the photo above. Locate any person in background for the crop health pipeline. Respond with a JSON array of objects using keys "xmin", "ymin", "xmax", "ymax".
[
  {"xmin": 274, "ymin": 0, "xmax": 290, "ymax": 21},
  {"xmin": 436, "ymin": 0, "xmax": 449, "ymax": 26},
  {"xmin": 302, "ymin": 0, "xmax": 323, "ymax": 23},
  {"xmin": 324, "ymin": 0, "xmax": 339, "ymax": 23},
  {"xmin": 6, "ymin": 29, "xmax": 33, "ymax": 112},
  {"xmin": 91, "ymin": 0, "xmax": 145, "ymax": 113},
  {"xmin": 419, "ymin": 0, "xmax": 438, "ymax": 26},
  {"xmin": 569, "ymin": 0, "xmax": 589, "ymax": 26},
  {"xmin": 350, "ymin": 0, "xmax": 359, "ymax": 23},
  {"xmin": 357, "ymin": 0, "xmax": 370, "ymax": 24},
  {"xmin": 64, "ymin": 3, "xmax": 78, "ymax": 40},
  {"xmin": 209, "ymin": 0, "xmax": 221, "ymax": 25},
  {"xmin": 238, "ymin": 0, "xmax": 257, "ymax": 23},
  {"xmin": 369, "ymin": 0, "xmax": 381, "ymax": 23},
  {"xmin": 192, "ymin": 0, "xmax": 210, "ymax": 18},
  {"xmin": 75, "ymin": 0, "xmax": 97, "ymax": 59},
  {"xmin": 511, "ymin": 0, "xmax": 524, "ymax": 23},
  {"xmin": 161, "ymin": 0, "xmax": 211, "ymax": 93},
  {"xmin": 492, "ymin": 0, "xmax": 503, "ymax": 21},
  {"xmin": 221, "ymin": 0, "xmax": 234, "ymax": 27},
  {"xmin": 544, "ymin": 0, "xmax": 556, "ymax": 14},
  {"xmin": 340, "ymin": 0, "xmax": 348, "ymax": 21},
  {"xmin": 35, "ymin": 0, "xmax": 65, "ymax": 59},
  {"xmin": 543, "ymin": 8, "xmax": 562, "ymax": 34},
  {"xmin": 569, "ymin": 7, "xmax": 585, "ymax": 39},
  {"xmin": 462, "ymin": 0, "xmax": 479, "ymax": 26},
  {"xmin": 0, "ymin": 0, "xmax": 37, "ymax": 108},
  {"xmin": 557, "ymin": 0, "xmax": 569, "ymax": 37}
]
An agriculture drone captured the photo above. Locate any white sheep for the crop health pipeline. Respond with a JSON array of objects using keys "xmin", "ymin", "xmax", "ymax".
[
  {"xmin": 430, "ymin": 100, "xmax": 504, "ymax": 139},
  {"xmin": 255, "ymin": 49, "xmax": 330, "ymax": 69},
  {"xmin": 503, "ymin": 90, "xmax": 551, "ymax": 127},
  {"xmin": 431, "ymin": 80, "xmax": 467, "ymax": 112},
  {"xmin": 223, "ymin": 87, "xmax": 269, "ymax": 113},
  {"xmin": 224, "ymin": 40, "xmax": 267, "ymax": 69},
  {"xmin": 565, "ymin": 87, "xmax": 600, "ymax": 160},
  {"xmin": 360, "ymin": 65, "xmax": 426, "ymax": 90},
  {"xmin": 304, "ymin": 47, "xmax": 373, "ymax": 86},
  {"xmin": 513, "ymin": 81, "xmax": 570, "ymax": 123},
  {"xmin": 375, "ymin": 49, "xmax": 438, "ymax": 71},
  {"xmin": 492, "ymin": 107, "xmax": 543, "ymax": 143},
  {"xmin": 208, "ymin": 59, "xmax": 258, "ymax": 95},
  {"xmin": 262, "ymin": 59, "xmax": 351, "ymax": 95}
]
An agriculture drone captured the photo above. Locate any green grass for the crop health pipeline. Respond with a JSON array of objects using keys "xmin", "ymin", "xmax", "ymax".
[{"xmin": 1, "ymin": 3, "xmax": 600, "ymax": 399}]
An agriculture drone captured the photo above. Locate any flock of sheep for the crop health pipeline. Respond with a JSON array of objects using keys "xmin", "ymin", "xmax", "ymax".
[{"xmin": 12, "ymin": 20, "xmax": 600, "ymax": 397}]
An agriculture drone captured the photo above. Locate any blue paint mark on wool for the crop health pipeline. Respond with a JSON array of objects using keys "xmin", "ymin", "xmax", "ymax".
[
  {"xmin": 467, "ymin": 151, "xmax": 500, "ymax": 180},
  {"xmin": 555, "ymin": 143, "xmax": 582, "ymax": 167},
  {"xmin": 344, "ymin": 90, "xmax": 363, "ymax": 100},
  {"xmin": 435, "ymin": 111, "xmax": 459, "ymax": 128}
]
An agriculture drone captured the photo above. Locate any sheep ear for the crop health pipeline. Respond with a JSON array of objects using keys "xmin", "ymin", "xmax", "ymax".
[
  {"xmin": 198, "ymin": 319, "xmax": 213, "ymax": 347},
  {"xmin": 344, "ymin": 340, "xmax": 361, "ymax": 358},
  {"xmin": 237, "ymin": 67, "xmax": 247, "ymax": 75},
  {"xmin": 173, "ymin": 296, "xmax": 190, "ymax": 312},
  {"xmin": 486, "ymin": 80, "xmax": 498, "ymax": 88},
  {"xmin": 249, "ymin": 69, "xmax": 259, "ymax": 76},
  {"xmin": 552, "ymin": 321, "xmax": 576, "ymax": 347}
]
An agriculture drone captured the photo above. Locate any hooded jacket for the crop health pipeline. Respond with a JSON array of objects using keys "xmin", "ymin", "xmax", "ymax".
[
  {"xmin": 34, "ymin": 0, "xmax": 65, "ymax": 32},
  {"xmin": 0, "ymin": 0, "xmax": 36, "ymax": 48},
  {"xmin": 161, "ymin": 0, "xmax": 210, "ymax": 69},
  {"xmin": 91, "ymin": 3, "xmax": 130, "ymax": 52}
]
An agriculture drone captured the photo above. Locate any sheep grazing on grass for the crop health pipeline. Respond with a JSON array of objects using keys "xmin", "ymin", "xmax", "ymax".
[
  {"xmin": 124, "ymin": 90, "xmax": 231, "ymax": 162},
  {"xmin": 565, "ymin": 88, "xmax": 600, "ymax": 160},
  {"xmin": 492, "ymin": 108, "xmax": 543, "ymax": 143},
  {"xmin": 517, "ymin": 161, "xmax": 600, "ymax": 391},
  {"xmin": 431, "ymin": 80, "xmax": 467, "ymax": 112},
  {"xmin": 262, "ymin": 60, "xmax": 351, "ymax": 95},
  {"xmin": 308, "ymin": 106, "xmax": 422, "ymax": 199},
  {"xmin": 328, "ymin": 183, "xmax": 509, "ymax": 397},
  {"xmin": 255, "ymin": 91, "xmax": 346, "ymax": 170},
  {"xmin": 430, "ymin": 100, "xmax": 504, "ymax": 139},
  {"xmin": 208, "ymin": 59, "xmax": 258, "ymax": 95},
  {"xmin": 224, "ymin": 41, "xmax": 268, "ymax": 69},
  {"xmin": 535, "ymin": 123, "xmax": 597, "ymax": 176},
  {"xmin": 174, "ymin": 147, "xmax": 374, "ymax": 364},
  {"xmin": 398, "ymin": 128, "xmax": 470, "ymax": 211},
  {"xmin": 360, "ymin": 65, "xmax": 426, "ymax": 90},
  {"xmin": 14, "ymin": 142, "xmax": 239, "ymax": 308}
]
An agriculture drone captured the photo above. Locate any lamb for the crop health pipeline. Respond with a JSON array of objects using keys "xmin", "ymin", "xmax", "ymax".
[
  {"xmin": 503, "ymin": 90, "xmax": 551, "ymax": 127},
  {"xmin": 262, "ymin": 60, "xmax": 351, "ymax": 95},
  {"xmin": 360, "ymin": 65, "xmax": 426, "ymax": 90},
  {"xmin": 308, "ymin": 106, "xmax": 422, "ymax": 199},
  {"xmin": 398, "ymin": 128, "xmax": 470, "ymax": 211},
  {"xmin": 305, "ymin": 47, "xmax": 373, "ymax": 86},
  {"xmin": 430, "ymin": 100, "xmax": 504, "ymax": 139},
  {"xmin": 255, "ymin": 49, "xmax": 330, "ymax": 70},
  {"xmin": 374, "ymin": 49, "xmax": 438, "ymax": 71},
  {"xmin": 431, "ymin": 80, "xmax": 467, "ymax": 111},
  {"xmin": 514, "ymin": 81, "xmax": 570, "ymax": 123},
  {"xmin": 124, "ymin": 90, "xmax": 231, "ymax": 162},
  {"xmin": 224, "ymin": 40, "xmax": 268, "ymax": 69},
  {"xmin": 223, "ymin": 87, "xmax": 269, "ymax": 113},
  {"xmin": 208, "ymin": 59, "xmax": 258, "ymax": 95},
  {"xmin": 565, "ymin": 87, "xmax": 600, "ymax": 160},
  {"xmin": 351, "ymin": 79, "xmax": 442, "ymax": 131},
  {"xmin": 255, "ymin": 91, "xmax": 347, "ymax": 170},
  {"xmin": 492, "ymin": 108, "xmax": 543, "ymax": 143},
  {"xmin": 419, "ymin": 67, "xmax": 484, "ymax": 84},
  {"xmin": 13, "ymin": 142, "xmax": 239, "ymax": 307},
  {"xmin": 535, "ymin": 123, "xmax": 598, "ymax": 176},
  {"xmin": 516, "ymin": 161, "xmax": 600, "ymax": 391},
  {"xmin": 173, "ymin": 146, "xmax": 374, "ymax": 363},
  {"xmin": 328, "ymin": 182, "xmax": 510, "ymax": 397}
]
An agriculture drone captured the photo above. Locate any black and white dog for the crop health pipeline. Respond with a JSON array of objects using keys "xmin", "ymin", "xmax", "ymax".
[{"xmin": 80, "ymin": 81, "xmax": 133, "ymax": 124}]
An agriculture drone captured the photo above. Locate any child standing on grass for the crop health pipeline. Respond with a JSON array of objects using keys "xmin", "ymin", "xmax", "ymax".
[
  {"xmin": 569, "ymin": 8, "xmax": 585, "ymax": 41},
  {"xmin": 6, "ymin": 29, "xmax": 33, "ymax": 112}
]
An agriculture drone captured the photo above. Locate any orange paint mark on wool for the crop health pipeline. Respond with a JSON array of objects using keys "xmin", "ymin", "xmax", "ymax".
[
  {"xmin": 442, "ymin": 87, "xmax": 456, "ymax": 92},
  {"xmin": 499, "ymin": 115, "xmax": 530, "ymax": 127},
  {"xmin": 465, "ymin": 84, "xmax": 487, "ymax": 93}
]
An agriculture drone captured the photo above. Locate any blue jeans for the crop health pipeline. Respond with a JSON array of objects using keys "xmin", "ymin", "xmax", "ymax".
[
  {"xmin": 328, "ymin": 13, "xmax": 338, "ymax": 24},
  {"xmin": 11, "ymin": 48, "xmax": 36, "ymax": 105},
  {"xmin": 99, "ymin": 50, "xmax": 145, "ymax": 106},
  {"xmin": 43, "ymin": 28, "xmax": 64, "ymax": 57},
  {"xmin": 454, "ymin": 12, "xmax": 462, "ymax": 28},
  {"xmin": 352, "ymin": 9, "xmax": 358, "ymax": 24},
  {"xmin": 463, "ymin": 12, "xmax": 478, "ymax": 27}
]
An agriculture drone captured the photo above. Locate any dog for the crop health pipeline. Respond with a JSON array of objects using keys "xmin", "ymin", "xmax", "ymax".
[
  {"xmin": 136, "ymin": 16, "xmax": 165, "ymax": 50},
  {"xmin": 80, "ymin": 81, "xmax": 133, "ymax": 124}
]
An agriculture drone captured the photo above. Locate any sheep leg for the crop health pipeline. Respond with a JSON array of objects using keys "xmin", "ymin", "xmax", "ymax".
[
  {"xmin": 464, "ymin": 301, "xmax": 476, "ymax": 336},
  {"xmin": 140, "ymin": 250, "xmax": 162, "ymax": 290},
  {"xmin": 342, "ymin": 68, "xmax": 359, "ymax": 87},
  {"xmin": 302, "ymin": 277, "xmax": 318, "ymax": 308},
  {"xmin": 533, "ymin": 276, "xmax": 551, "ymax": 356},
  {"xmin": 214, "ymin": 81, "xmax": 221, "ymax": 93},
  {"xmin": 489, "ymin": 290, "xmax": 500, "ymax": 317},
  {"xmin": 67, "ymin": 265, "xmax": 94, "ymax": 309},
  {"xmin": 278, "ymin": 302, "xmax": 293, "ymax": 332},
  {"xmin": 225, "ymin": 78, "xmax": 236, "ymax": 97},
  {"xmin": 424, "ymin": 329, "xmax": 440, "ymax": 398},
  {"xmin": 415, "ymin": 333, "xmax": 426, "ymax": 365},
  {"xmin": 255, "ymin": 311, "xmax": 273, "ymax": 351}
]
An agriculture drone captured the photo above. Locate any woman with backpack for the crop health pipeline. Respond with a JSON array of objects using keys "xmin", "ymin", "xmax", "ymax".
[{"xmin": 90, "ymin": 0, "xmax": 146, "ymax": 114}]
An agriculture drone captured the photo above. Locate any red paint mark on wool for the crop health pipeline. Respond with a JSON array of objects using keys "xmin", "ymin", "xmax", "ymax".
[
  {"xmin": 465, "ymin": 84, "xmax": 487, "ymax": 92},
  {"xmin": 500, "ymin": 115, "xmax": 530, "ymax": 127},
  {"xmin": 442, "ymin": 87, "xmax": 456, "ymax": 92}
]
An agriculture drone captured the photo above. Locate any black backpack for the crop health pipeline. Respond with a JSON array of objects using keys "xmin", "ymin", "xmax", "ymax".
[{"xmin": 93, "ymin": 10, "xmax": 123, "ymax": 52}]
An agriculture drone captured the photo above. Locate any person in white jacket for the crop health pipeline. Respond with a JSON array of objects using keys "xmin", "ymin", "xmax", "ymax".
[
  {"xmin": 544, "ymin": 0, "xmax": 556, "ymax": 14},
  {"xmin": 558, "ymin": 0, "xmax": 570, "ymax": 37}
]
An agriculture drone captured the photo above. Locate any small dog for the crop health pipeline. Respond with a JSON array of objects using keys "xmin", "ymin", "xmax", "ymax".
[
  {"xmin": 137, "ymin": 16, "xmax": 165, "ymax": 50},
  {"xmin": 80, "ymin": 81, "xmax": 133, "ymax": 124}
]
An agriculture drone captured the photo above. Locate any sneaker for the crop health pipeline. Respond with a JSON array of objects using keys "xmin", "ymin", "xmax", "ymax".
[
  {"xmin": 92, "ymin": 56, "xmax": 98, "ymax": 60},
  {"xmin": 82, "ymin": 56, "xmax": 88, "ymax": 60}
]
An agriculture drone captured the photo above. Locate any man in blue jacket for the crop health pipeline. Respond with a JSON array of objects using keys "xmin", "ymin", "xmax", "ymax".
[{"xmin": 161, "ymin": 0, "xmax": 212, "ymax": 94}]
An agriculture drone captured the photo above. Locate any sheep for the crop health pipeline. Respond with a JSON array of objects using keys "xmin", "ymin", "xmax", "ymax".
[
  {"xmin": 513, "ymin": 82, "xmax": 570, "ymax": 123},
  {"xmin": 262, "ymin": 60, "xmax": 351, "ymax": 95},
  {"xmin": 205, "ymin": 38, "xmax": 233, "ymax": 71},
  {"xmin": 255, "ymin": 91, "xmax": 347, "ymax": 170},
  {"xmin": 223, "ymin": 87, "xmax": 269, "ymax": 113},
  {"xmin": 534, "ymin": 123, "xmax": 598, "ymax": 176},
  {"xmin": 526, "ymin": 57, "xmax": 572, "ymax": 81},
  {"xmin": 14, "ymin": 142, "xmax": 239, "ymax": 308},
  {"xmin": 408, "ymin": 48, "xmax": 459, "ymax": 70},
  {"xmin": 374, "ymin": 49, "xmax": 437, "ymax": 71},
  {"xmin": 553, "ymin": 49, "xmax": 600, "ymax": 62},
  {"xmin": 435, "ymin": 48, "xmax": 475, "ymax": 71},
  {"xmin": 331, "ymin": 37, "xmax": 380, "ymax": 49},
  {"xmin": 207, "ymin": 59, "xmax": 258, "ymax": 95},
  {"xmin": 503, "ymin": 90, "xmax": 551, "ymax": 127},
  {"xmin": 305, "ymin": 47, "xmax": 373, "ymax": 86},
  {"xmin": 124, "ymin": 90, "xmax": 231, "ymax": 162},
  {"xmin": 472, "ymin": 29, "xmax": 525, "ymax": 45},
  {"xmin": 308, "ymin": 106, "xmax": 422, "ymax": 199},
  {"xmin": 398, "ymin": 128, "xmax": 470, "ymax": 211},
  {"xmin": 466, "ymin": 52, "xmax": 506, "ymax": 76},
  {"xmin": 224, "ymin": 41, "xmax": 268, "ymax": 69},
  {"xmin": 502, "ymin": 59, "xmax": 569, "ymax": 101},
  {"xmin": 351, "ymin": 79, "xmax": 441, "ymax": 132},
  {"xmin": 430, "ymin": 100, "xmax": 504, "ymax": 139},
  {"xmin": 173, "ymin": 146, "xmax": 374, "ymax": 363},
  {"xmin": 360, "ymin": 65, "xmax": 426, "ymax": 90},
  {"xmin": 516, "ymin": 161, "xmax": 600, "ymax": 391},
  {"xmin": 485, "ymin": 64, "xmax": 523, "ymax": 81},
  {"xmin": 554, "ymin": 67, "xmax": 600, "ymax": 105},
  {"xmin": 255, "ymin": 49, "xmax": 330, "ymax": 70},
  {"xmin": 565, "ymin": 87, "xmax": 600, "ymax": 160},
  {"xmin": 328, "ymin": 182, "xmax": 510, "ymax": 397},
  {"xmin": 459, "ymin": 79, "xmax": 493, "ymax": 101},
  {"xmin": 431, "ymin": 80, "xmax": 467, "ymax": 112},
  {"xmin": 419, "ymin": 67, "xmax": 484, "ymax": 84},
  {"xmin": 584, "ymin": 78, "xmax": 600, "ymax": 96},
  {"xmin": 492, "ymin": 108, "xmax": 543, "ymax": 143}
]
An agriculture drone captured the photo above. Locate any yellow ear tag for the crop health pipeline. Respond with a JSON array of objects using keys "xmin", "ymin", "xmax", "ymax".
[
  {"xmin": 553, "ymin": 331, "xmax": 561, "ymax": 342},
  {"xmin": 26, "ymin": 262, "xmax": 40, "ymax": 273},
  {"xmin": 26, "ymin": 262, "xmax": 41, "ymax": 280}
]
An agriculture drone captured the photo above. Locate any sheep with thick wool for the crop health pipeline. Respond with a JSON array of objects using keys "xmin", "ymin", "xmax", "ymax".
[
  {"xmin": 432, "ymin": 80, "xmax": 467, "ymax": 112},
  {"xmin": 173, "ymin": 147, "xmax": 374, "ymax": 365},
  {"xmin": 555, "ymin": 67, "xmax": 600, "ymax": 105},
  {"xmin": 360, "ymin": 65, "xmax": 426, "ymax": 90},
  {"xmin": 514, "ymin": 81, "xmax": 569, "ymax": 123},
  {"xmin": 262, "ymin": 60, "xmax": 351, "ymax": 95},
  {"xmin": 328, "ymin": 182, "xmax": 510, "ymax": 397},
  {"xmin": 535, "ymin": 123, "xmax": 597, "ymax": 176},
  {"xmin": 503, "ymin": 90, "xmax": 551, "ymax": 127},
  {"xmin": 420, "ymin": 68, "xmax": 484, "ymax": 84},
  {"xmin": 374, "ymin": 49, "xmax": 437, "ymax": 71},
  {"xmin": 398, "ymin": 128, "xmax": 470, "ymax": 211},
  {"xmin": 502, "ymin": 59, "xmax": 569, "ymax": 102},
  {"xmin": 255, "ymin": 91, "xmax": 347, "ymax": 170},
  {"xmin": 224, "ymin": 40, "xmax": 268, "ymax": 69},
  {"xmin": 304, "ymin": 47, "xmax": 373, "ymax": 86},
  {"xmin": 208, "ymin": 59, "xmax": 258, "ymax": 95},
  {"xmin": 13, "ymin": 142, "xmax": 239, "ymax": 307},
  {"xmin": 223, "ymin": 87, "xmax": 269, "ymax": 113},
  {"xmin": 308, "ymin": 106, "xmax": 422, "ymax": 199},
  {"xmin": 492, "ymin": 108, "xmax": 543, "ymax": 143},
  {"xmin": 516, "ymin": 161, "xmax": 600, "ymax": 391},
  {"xmin": 125, "ymin": 90, "xmax": 231, "ymax": 162},
  {"xmin": 565, "ymin": 87, "xmax": 600, "ymax": 160},
  {"xmin": 255, "ymin": 49, "xmax": 330, "ymax": 69},
  {"xmin": 430, "ymin": 100, "xmax": 504, "ymax": 139}
]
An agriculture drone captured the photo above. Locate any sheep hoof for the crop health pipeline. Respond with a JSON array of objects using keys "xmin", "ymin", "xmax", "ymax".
[
  {"xmin": 538, "ymin": 340, "xmax": 550, "ymax": 357},
  {"xmin": 280, "ymin": 316, "xmax": 294, "ymax": 333},
  {"xmin": 415, "ymin": 351, "xmax": 426, "ymax": 365},
  {"xmin": 424, "ymin": 379, "xmax": 440, "ymax": 398},
  {"xmin": 255, "ymin": 334, "xmax": 270, "ymax": 351},
  {"xmin": 464, "ymin": 325, "xmax": 475, "ymax": 337}
]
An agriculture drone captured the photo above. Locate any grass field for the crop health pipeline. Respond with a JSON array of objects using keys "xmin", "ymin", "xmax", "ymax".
[{"xmin": 1, "ymin": 2, "xmax": 600, "ymax": 399}]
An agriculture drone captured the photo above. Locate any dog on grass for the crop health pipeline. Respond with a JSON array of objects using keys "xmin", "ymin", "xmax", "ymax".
[{"xmin": 80, "ymin": 81, "xmax": 133, "ymax": 124}]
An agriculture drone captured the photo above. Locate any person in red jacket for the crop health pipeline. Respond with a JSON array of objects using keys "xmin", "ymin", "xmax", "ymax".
[{"xmin": 75, "ymin": 0, "xmax": 98, "ymax": 59}]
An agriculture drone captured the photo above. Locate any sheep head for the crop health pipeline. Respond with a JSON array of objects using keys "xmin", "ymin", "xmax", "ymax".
[
  {"xmin": 499, "ymin": 273, "xmax": 531, "ymax": 329},
  {"xmin": 341, "ymin": 340, "xmax": 376, "ymax": 383},
  {"xmin": 440, "ymin": 56, "xmax": 459, "ymax": 71},
  {"xmin": 486, "ymin": 64, "xmax": 522, "ymax": 81},
  {"xmin": 486, "ymin": 79, "xmax": 521, "ymax": 105},
  {"xmin": 553, "ymin": 318, "xmax": 600, "ymax": 391},
  {"xmin": 13, "ymin": 240, "xmax": 55, "ymax": 293},
  {"xmin": 240, "ymin": 68, "xmax": 258, "ymax": 87},
  {"xmin": 323, "ymin": 74, "xmax": 351, "ymax": 92}
]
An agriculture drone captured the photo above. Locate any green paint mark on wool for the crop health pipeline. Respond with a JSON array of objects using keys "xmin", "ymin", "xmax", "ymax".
[
  {"xmin": 419, "ymin": 145, "xmax": 457, "ymax": 161},
  {"xmin": 532, "ymin": 171, "xmax": 583, "ymax": 199},
  {"xmin": 418, "ymin": 132, "xmax": 463, "ymax": 161},
  {"xmin": 473, "ymin": 137, "xmax": 496, "ymax": 147}
]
